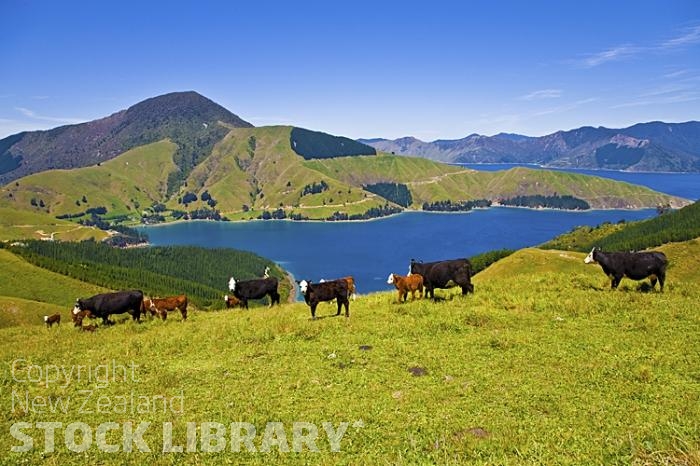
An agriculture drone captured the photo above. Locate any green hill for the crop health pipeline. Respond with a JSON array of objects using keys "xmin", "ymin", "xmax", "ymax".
[
  {"xmin": 1, "ymin": 126, "xmax": 690, "ymax": 232},
  {"xmin": 1, "ymin": 242, "xmax": 698, "ymax": 464}
]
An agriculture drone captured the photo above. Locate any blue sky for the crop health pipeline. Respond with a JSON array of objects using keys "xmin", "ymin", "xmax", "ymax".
[{"xmin": 1, "ymin": 0, "xmax": 699, "ymax": 141}]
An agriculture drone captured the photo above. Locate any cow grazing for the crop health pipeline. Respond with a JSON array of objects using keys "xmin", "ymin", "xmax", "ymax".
[
  {"xmin": 584, "ymin": 247, "xmax": 668, "ymax": 291},
  {"xmin": 298, "ymin": 279, "xmax": 349, "ymax": 319},
  {"xmin": 73, "ymin": 290, "xmax": 144, "ymax": 325},
  {"xmin": 409, "ymin": 258, "xmax": 474, "ymax": 300},
  {"xmin": 227, "ymin": 276, "xmax": 280, "ymax": 309},
  {"xmin": 144, "ymin": 295, "xmax": 188, "ymax": 321},
  {"xmin": 44, "ymin": 313, "xmax": 61, "ymax": 328},
  {"xmin": 387, "ymin": 273, "xmax": 424, "ymax": 302}
]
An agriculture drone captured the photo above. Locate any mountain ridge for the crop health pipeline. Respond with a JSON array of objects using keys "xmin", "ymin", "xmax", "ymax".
[{"xmin": 359, "ymin": 120, "xmax": 700, "ymax": 172}]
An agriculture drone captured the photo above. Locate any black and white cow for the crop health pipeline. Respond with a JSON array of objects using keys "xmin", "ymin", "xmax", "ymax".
[
  {"xmin": 409, "ymin": 258, "xmax": 474, "ymax": 299},
  {"xmin": 227, "ymin": 276, "xmax": 280, "ymax": 309},
  {"xmin": 584, "ymin": 247, "xmax": 668, "ymax": 291},
  {"xmin": 73, "ymin": 290, "xmax": 144, "ymax": 325},
  {"xmin": 298, "ymin": 279, "xmax": 349, "ymax": 319}
]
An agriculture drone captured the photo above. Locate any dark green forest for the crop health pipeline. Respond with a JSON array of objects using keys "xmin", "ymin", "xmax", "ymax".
[
  {"xmin": 290, "ymin": 127, "xmax": 376, "ymax": 159},
  {"xmin": 499, "ymin": 194, "xmax": 590, "ymax": 210},
  {"xmin": 364, "ymin": 183, "xmax": 413, "ymax": 207},
  {"xmin": 5, "ymin": 241, "xmax": 289, "ymax": 308}
]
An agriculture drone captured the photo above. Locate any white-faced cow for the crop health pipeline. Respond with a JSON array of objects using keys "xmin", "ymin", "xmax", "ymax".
[
  {"xmin": 584, "ymin": 247, "xmax": 668, "ymax": 291},
  {"xmin": 298, "ymin": 279, "xmax": 349, "ymax": 319},
  {"xmin": 409, "ymin": 258, "xmax": 474, "ymax": 300},
  {"xmin": 227, "ymin": 276, "xmax": 280, "ymax": 309},
  {"xmin": 73, "ymin": 290, "xmax": 144, "ymax": 325}
]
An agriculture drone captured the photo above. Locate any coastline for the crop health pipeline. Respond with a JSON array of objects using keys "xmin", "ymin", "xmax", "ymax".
[{"xmin": 136, "ymin": 203, "xmax": 665, "ymax": 230}]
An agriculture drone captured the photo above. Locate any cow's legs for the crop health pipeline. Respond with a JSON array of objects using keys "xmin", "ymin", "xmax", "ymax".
[
  {"xmin": 342, "ymin": 299, "xmax": 349, "ymax": 317},
  {"xmin": 658, "ymin": 272, "xmax": 665, "ymax": 292},
  {"xmin": 311, "ymin": 303, "xmax": 317, "ymax": 320},
  {"xmin": 336, "ymin": 300, "xmax": 342, "ymax": 316}
]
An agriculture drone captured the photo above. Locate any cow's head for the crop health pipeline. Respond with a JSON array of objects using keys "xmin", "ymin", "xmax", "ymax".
[
  {"xmin": 298, "ymin": 280, "xmax": 310, "ymax": 295},
  {"xmin": 228, "ymin": 277, "xmax": 237, "ymax": 292},
  {"xmin": 584, "ymin": 247, "xmax": 598, "ymax": 264},
  {"xmin": 263, "ymin": 267, "xmax": 270, "ymax": 278},
  {"xmin": 387, "ymin": 273, "xmax": 396, "ymax": 284},
  {"xmin": 72, "ymin": 299, "xmax": 83, "ymax": 315}
]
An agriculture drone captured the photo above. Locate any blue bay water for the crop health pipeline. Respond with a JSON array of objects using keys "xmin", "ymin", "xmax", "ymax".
[{"xmin": 142, "ymin": 208, "xmax": 657, "ymax": 295}]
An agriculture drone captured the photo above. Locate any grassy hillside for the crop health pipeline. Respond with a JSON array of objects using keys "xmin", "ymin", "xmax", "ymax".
[
  {"xmin": 1, "ymin": 244, "xmax": 698, "ymax": 464},
  {"xmin": 179, "ymin": 126, "xmax": 390, "ymax": 220},
  {"xmin": 0, "ymin": 207, "xmax": 107, "ymax": 242},
  {"xmin": 308, "ymin": 159, "xmax": 688, "ymax": 210},
  {"xmin": 1, "ymin": 241, "xmax": 292, "ymax": 309},
  {"xmin": 0, "ymin": 140, "xmax": 179, "ymax": 220}
]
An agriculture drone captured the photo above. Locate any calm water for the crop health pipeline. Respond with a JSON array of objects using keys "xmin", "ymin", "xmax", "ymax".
[
  {"xmin": 142, "ymin": 208, "xmax": 657, "ymax": 295},
  {"xmin": 459, "ymin": 163, "xmax": 700, "ymax": 201}
]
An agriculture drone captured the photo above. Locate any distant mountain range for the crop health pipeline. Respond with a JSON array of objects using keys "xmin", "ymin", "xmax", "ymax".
[{"xmin": 360, "ymin": 121, "xmax": 700, "ymax": 172}]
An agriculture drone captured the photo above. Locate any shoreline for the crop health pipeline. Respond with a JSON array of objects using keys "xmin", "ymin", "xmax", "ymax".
[{"xmin": 135, "ymin": 204, "xmax": 664, "ymax": 230}]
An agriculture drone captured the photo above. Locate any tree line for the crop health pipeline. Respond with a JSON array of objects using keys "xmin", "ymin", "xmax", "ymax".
[{"xmin": 5, "ymin": 241, "xmax": 287, "ymax": 308}]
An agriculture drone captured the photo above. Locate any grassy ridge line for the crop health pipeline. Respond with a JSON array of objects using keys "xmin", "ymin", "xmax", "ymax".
[{"xmin": 0, "ymin": 246, "xmax": 698, "ymax": 464}]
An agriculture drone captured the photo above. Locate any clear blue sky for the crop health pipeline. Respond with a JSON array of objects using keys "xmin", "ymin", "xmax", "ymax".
[{"xmin": 1, "ymin": 0, "xmax": 699, "ymax": 141}]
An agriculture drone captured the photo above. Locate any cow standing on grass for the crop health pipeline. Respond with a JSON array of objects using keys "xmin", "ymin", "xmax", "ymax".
[
  {"xmin": 387, "ymin": 273, "xmax": 424, "ymax": 302},
  {"xmin": 584, "ymin": 247, "xmax": 668, "ymax": 291},
  {"xmin": 73, "ymin": 290, "xmax": 144, "ymax": 325},
  {"xmin": 409, "ymin": 258, "xmax": 474, "ymax": 300},
  {"xmin": 227, "ymin": 276, "xmax": 280, "ymax": 309},
  {"xmin": 298, "ymin": 279, "xmax": 349, "ymax": 319}
]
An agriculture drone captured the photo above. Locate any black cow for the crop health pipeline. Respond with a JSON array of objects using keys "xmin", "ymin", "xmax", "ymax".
[
  {"xmin": 409, "ymin": 258, "xmax": 474, "ymax": 300},
  {"xmin": 298, "ymin": 279, "xmax": 349, "ymax": 319},
  {"xmin": 73, "ymin": 290, "xmax": 144, "ymax": 325},
  {"xmin": 584, "ymin": 247, "xmax": 668, "ymax": 291},
  {"xmin": 227, "ymin": 276, "xmax": 280, "ymax": 309}
]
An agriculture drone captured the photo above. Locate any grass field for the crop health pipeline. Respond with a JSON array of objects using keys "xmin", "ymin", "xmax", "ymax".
[{"xmin": 1, "ymin": 242, "xmax": 698, "ymax": 464}]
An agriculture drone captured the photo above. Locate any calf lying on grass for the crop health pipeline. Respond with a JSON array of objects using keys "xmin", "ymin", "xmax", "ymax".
[
  {"xmin": 44, "ymin": 313, "xmax": 61, "ymax": 328},
  {"xmin": 387, "ymin": 273, "xmax": 424, "ymax": 303}
]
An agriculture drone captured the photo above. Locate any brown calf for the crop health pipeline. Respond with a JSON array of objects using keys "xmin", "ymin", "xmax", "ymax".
[
  {"xmin": 224, "ymin": 294, "xmax": 243, "ymax": 309},
  {"xmin": 44, "ymin": 313, "xmax": 61, "ymax": 328},
  {"xmin": 72, "ymin": 309, "xmax": 93, "ymax": 327},
  {"xmin": 144, "ymin": 295, "xmax": 188, "ymax": 321},
  {"xmin": 81, "ymin": 324, "xmax": 97, "ymax": 332},
  {"xmin": 387, "ymin": 273, "xmax": 424, "ymax": 303}
]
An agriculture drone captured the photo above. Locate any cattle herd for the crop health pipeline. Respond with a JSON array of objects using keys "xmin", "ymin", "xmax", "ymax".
[{"xmin": 53, "ymin": 247, "xmax": 668, "ymax": 330}]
